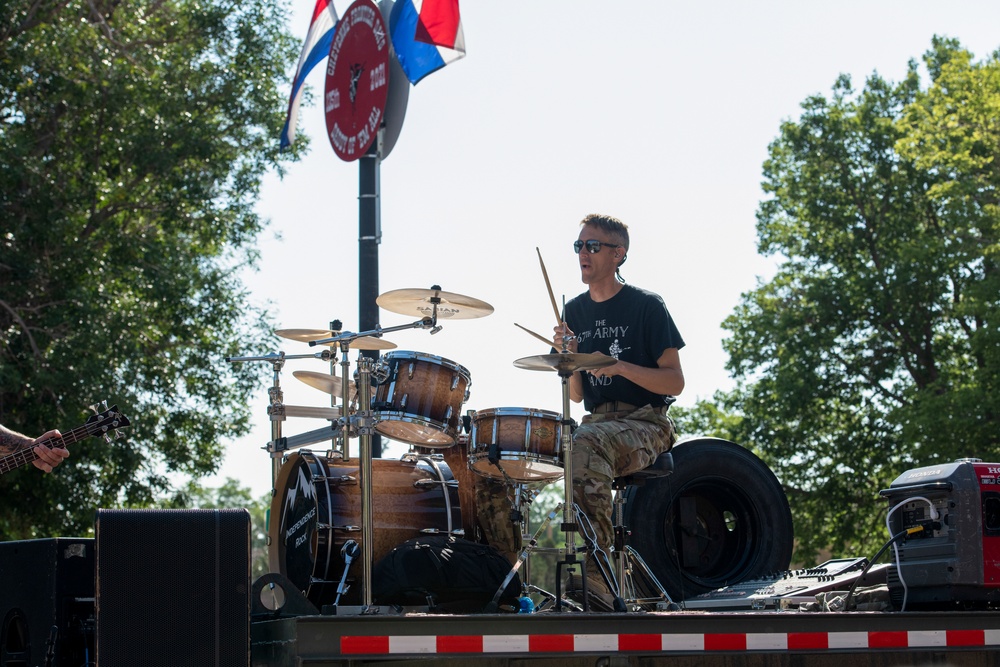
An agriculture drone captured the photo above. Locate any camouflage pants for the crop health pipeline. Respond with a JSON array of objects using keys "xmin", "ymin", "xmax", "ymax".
[{"xmin": 474, "ymin": 404, "xmax": 675, "ymax": 563}]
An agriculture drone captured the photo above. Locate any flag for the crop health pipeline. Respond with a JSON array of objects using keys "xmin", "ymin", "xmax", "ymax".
[
  {"xmin": 280, "ymin": 0, "xmax": 339, "ymax": 149},
  {"xmin": 390, "ymin": 0, "xmax": 465, "ymax": 85}
]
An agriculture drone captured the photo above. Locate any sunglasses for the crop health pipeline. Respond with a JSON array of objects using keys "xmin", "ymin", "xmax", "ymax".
[{"xmin": 574, "ymin": 239, "xmax": 622, "ymax": 254}]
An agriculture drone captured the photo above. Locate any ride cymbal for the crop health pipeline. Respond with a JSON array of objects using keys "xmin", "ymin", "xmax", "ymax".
[
  {"xmin": 376, "ymin": 287, "xmax": 494, "ymax": 320},
  {"xmin": 292, "ymin": 370, "xmax": 356, "ymax": 398},
  {"xmin": 513, "ymin": 352, "xmax": 617, "ymax": 374}
]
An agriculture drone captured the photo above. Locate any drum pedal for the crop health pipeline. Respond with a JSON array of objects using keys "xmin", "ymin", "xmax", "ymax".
[{"xmin": 331, "ymin": 540, "xmax": 360, "ymax": 608}]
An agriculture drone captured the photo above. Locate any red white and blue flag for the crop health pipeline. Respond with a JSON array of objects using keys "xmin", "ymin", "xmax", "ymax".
[
  {"xmin": 280, "ymin": 0, "xmax": 339, "ymax": 149},
  {"xmin": 390, "ymin": 0, "xmax": 465, "ymax": 85}
]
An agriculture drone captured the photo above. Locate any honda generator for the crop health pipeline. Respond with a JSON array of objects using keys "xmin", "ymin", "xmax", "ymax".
[{"xmin": 880, "ymin": 458, "xmax": 1000, "ymax": 609}]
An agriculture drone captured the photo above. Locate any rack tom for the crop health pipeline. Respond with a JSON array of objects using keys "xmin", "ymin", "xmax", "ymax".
[{"xmin": 372, "ymin": 351, "xmax": 471, "ymax": 447}]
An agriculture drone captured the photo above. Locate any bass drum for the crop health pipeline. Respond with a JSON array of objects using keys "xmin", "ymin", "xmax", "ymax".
[
  {"xmin": 624, "ymin": 438, "xmax": 794, "ymax": 602},
  {"xmin": 269, "ymin": 451, "xmax": 463, "ymax": 607}
]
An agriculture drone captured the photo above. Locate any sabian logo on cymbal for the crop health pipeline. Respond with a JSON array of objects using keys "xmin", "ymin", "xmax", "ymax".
[{"xmin": 417, "ymin": 306, "xmax": 460, "ymax": 318}]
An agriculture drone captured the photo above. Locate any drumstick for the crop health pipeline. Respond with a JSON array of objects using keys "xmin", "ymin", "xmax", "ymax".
[
  {"xmin": 514, "ymin": 323, "xmax": 554, "ymax": 348},
  {"xmin": 536, "ymin": 248, "xmax": 562, "ymax": 326}
]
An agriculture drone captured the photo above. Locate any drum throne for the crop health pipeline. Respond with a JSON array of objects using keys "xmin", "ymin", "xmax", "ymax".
[{"xmin": 608, "ymin": 451, "xmax": 681, "ymax": 611}]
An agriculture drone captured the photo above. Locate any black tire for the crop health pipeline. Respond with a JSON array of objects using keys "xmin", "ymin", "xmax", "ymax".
[{"xmin": 624, "ymin": 437, "xmax": 793, "ymax": 602}]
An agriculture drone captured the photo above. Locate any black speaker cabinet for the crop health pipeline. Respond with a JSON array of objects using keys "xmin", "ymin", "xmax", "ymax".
[
  {"xmin": 0, "ymin": 537, "xmax": 95, "ymax": 667},
  {"xmin": 95, "ymin": 508, "xmax": 250, "ymax": 667}
]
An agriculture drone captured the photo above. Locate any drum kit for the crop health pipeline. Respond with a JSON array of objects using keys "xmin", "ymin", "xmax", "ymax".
[{"xmin": 229, "ymin": 283, "xmax": 617, "ymax": 613}]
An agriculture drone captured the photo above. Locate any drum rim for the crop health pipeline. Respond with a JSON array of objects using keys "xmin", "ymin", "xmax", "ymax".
[
  {"xmin": 375, "ymin": 411, "xmax": 458, "ymax": 446},
  {"xmin": 471, "ymin": 406, "xmax": 562, "ymax": 419},
  {"xmin": 468, "ymin": 451, "xmax": 564, "ymax": 481},
  {"xmin": 269, "ymin": 450, "xmax": 331, "ymax": 594},
  {"xmin": 381, "ymin": 349, "xmax": 472, "ymax": 378}
]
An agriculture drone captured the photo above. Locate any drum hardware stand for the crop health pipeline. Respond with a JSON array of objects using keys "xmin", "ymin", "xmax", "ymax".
[
  {"xmin": 553, "ymin": 354, "xmax": 584, "ymax": 611},
  {"xmin": 548, "ymin": 336, "xmax": 626, "ymax": 613},
  {"xmin": 308, "ymin": 315, "xmax": 440, "ymax": 458},
  {"xmin": 606, "ymin": 478, "xmax": 680, "ymax": 612},
  {"xmin": 308, "ymin": 314, "xmax": 441, "ymax": 612},
  {"xmin": 225, "ymin": 349, "xmax": 337, "ymax": 488},
  {"xmin": 265, "ymin": 421, "xmax": 345, "ymax": 457},
  {"xmin": 486, "ymin": 442, "xmax": 522, "ymax": 491},
  {"xmin": 484, "ymin": 502, "xmax": 565, "ymax": 613},
  {"xmin": 574, "ymin": 503, "xmax": 628, "ymax": 612},
  {"xmin": 524, "ymin": 584, "xmax": 579, "ymax": 612}
]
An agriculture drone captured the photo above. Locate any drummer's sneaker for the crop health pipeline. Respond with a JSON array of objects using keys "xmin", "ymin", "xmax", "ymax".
[{"xmin": 566, "ymin": 568, "xmax": 616, "ymax": 612}]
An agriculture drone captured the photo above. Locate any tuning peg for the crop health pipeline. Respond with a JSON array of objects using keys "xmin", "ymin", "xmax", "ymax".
[
  {"xmin": 88, "ymin": 400, "xmax": 110, "ymax": 414},
  {"xmin": 103, "ymin": 433, "xmax": 113, "ymax": 443},
  {"xmin": 113, "ymin": 429, "xmax": 127, "ymax": 440}
]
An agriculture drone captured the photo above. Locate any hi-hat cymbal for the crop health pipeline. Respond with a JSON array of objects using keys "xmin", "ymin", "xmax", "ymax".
[
  {"xmin": 376, "ymin": 287, "xmax": 494, "ymax": 320},
  {"xmin": 292, "ymin": 370, "xmax": 356, "ymax": 398},
  {"xmin": 275, "ymin": 329, "xmax": 397, "ymax": 350},
  {"xmin": 513, "ymin": 352, "xmax": 617, "ymax": 374}
]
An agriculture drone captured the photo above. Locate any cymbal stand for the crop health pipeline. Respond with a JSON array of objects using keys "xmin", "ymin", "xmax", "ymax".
[
  {"xmin": 225, "ymin": 349, "xmax": 336, "ymax": 489},
  {"xmin": 554, "ymin": 362, "xmax": 581, "ymax": 611},
  {"xmin": 355, "ymin": 352, "xmax": 377, "ymax": 611},
  {"xmin": 307, "ymin": 314, "xmax": 440, "ymax": 611},
  {"xmin": 325, "ymin": 319, "xmax": 351, "ymax": 462},
  {"xmin": 308, "ymin": 316, "xmax": 437, "ymax": 456}
]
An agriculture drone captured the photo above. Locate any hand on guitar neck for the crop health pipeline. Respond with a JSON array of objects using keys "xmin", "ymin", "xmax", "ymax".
[
  {"xmin": 0, "ymin": 404, "xmax": 130, "ymax": 475},
  {"xmin": 0, "ymin": 426, "xmax": 69, "ymax": 473}
]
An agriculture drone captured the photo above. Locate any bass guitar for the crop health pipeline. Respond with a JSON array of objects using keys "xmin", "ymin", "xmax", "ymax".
[{"xmin": 0, "ymin": 403, "xmax": 130, "ymax": 475}]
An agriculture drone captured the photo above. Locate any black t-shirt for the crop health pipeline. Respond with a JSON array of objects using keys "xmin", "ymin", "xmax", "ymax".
[{"xmin": 563, "ymin": 284, "xmax": 685, "ymax": 412}]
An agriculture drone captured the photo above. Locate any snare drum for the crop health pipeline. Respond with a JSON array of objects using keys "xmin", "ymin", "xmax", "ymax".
[
  {"xmin": 268, "ymin": 451, "xmax": 463, "ymax": 607},
  {"xmin": 469, "ymin": 407, "xmax": 563, "ymax": 482},
  {"xmin": 372, "ymin": 351, "xmax": 472, "ymax": 447}
]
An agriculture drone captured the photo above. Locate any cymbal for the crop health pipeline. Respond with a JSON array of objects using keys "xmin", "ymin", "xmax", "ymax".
[
  {"xmin": 275, "ymin": 329, "xmax": 397, "ymax": 350},
  {"xmin": 275, "ymin": 328, "xmax": 333, "ymax": 342},
  {"xmin": 322, "ymin": 336, "xmax": 397, "ymax": 350},
  {"xmin": 513, "ymin": 352, "xmax": 617, "ymax": 374},
  {"xmin": 376, "ymin": 287, "xmax": 494, "ymax": 320},
  {"xmin": 292, "ymin": 370, "xmax": 356, "ymax": 398}
]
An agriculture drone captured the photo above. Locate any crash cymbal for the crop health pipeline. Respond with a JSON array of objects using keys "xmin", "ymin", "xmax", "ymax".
[
  {"xmin": 319, "ymin": 336, "xmax": 397, "ymax": 350},
  {"xmin": 275, "ymin": 328, "xmax": 334, "ymax": 342},
  {"xmin": 275, "ymin": 329, "xmax": 397, "ymax": 350},
  {"xmin": 513, "ymin": 352, "xmax": 617, "ymax": 374},
  {"xmin": 292, "ymin": 370, "xmax": 356, "ymax": 398},
  {"xmin": 376, "ymin": 287, "xmax": 494, "ymax": 320}
]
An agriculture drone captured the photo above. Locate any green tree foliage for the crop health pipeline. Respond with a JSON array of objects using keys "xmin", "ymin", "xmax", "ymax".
[
  {"xmin": 0, "ymin": 0, "xmax": 299, "ymax": 538},
  {"xmin": 718, "ymin": 38, "xmax": 1000, "ymax": 561}
]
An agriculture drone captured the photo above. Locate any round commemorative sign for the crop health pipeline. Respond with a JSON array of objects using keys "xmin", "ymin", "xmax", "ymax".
[{"xmin": 324, "ymin": 0, "xmax": 390, "ymax": 162}]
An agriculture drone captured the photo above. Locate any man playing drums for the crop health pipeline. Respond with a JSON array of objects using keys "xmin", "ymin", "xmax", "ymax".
[{"xmin": 475, "ymin": 213, "xmax": 685, "ymax": 611}]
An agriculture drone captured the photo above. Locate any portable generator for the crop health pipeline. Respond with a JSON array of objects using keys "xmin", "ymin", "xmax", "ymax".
[{"xmin": 880, "ymin": 458, "xmax": 1000, "ymax": 609}]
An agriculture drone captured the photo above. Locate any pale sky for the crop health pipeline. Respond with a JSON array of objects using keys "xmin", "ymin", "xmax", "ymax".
[{"xmin": 208, "ymin": 1, "xmax": 1000, "ymax": 498}]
